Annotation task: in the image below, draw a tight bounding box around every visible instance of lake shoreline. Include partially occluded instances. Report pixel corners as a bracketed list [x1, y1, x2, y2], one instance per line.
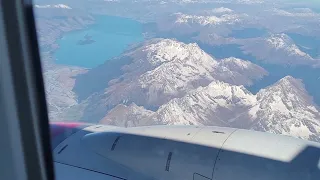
[54, 15, 144, 68]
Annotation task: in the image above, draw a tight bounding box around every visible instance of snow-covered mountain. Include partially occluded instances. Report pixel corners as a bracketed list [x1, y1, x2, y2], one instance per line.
[239, 33, 316, 66]
[246, 76, 320, 142]
[156, 9, 249, 37]
[205, 7, 233, 14]
[236, 0, 263, 4]
[148, 80, 256, 126]
[267, 34, 311, 57]
[212, 57, 267, 86]
[100, 76, 320, 142]
[270, 8, 319, 18]
[100, 103, 154, 127]
[70, 38, 266, 122]
[209, 7, 233, 14]
[174, 12, 248, 26]
[35, 4, 72, 9]
[170, 0, 264, 4]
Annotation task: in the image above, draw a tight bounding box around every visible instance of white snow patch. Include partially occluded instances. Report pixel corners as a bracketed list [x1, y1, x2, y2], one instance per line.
[270, 8, 318, 17]
[174, 12, 247, 26]
[35, 4, 72, 9]
[288, 123, 312, 139]
[249, 104, 260, 119]
[266, 34, 313, 59]
[211, 7, 233, 14]
[237, 0, 263, 4]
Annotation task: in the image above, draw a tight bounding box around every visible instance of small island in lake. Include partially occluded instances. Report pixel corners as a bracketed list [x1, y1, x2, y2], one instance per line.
[77, 34, 95, 45]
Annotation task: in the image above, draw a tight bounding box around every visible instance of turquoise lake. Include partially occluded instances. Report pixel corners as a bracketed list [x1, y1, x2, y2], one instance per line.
[55, 15, 143, 68]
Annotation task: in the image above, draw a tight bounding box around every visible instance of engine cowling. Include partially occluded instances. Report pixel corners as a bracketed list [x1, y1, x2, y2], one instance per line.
[52, 124, 320, 180]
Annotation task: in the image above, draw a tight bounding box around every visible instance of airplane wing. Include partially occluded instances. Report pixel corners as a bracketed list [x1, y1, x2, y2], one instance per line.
[51, 122, 320, 180]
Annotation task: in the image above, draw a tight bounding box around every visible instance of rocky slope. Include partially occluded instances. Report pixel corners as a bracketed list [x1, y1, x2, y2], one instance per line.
[43, 55, 87, 121]
[34, 5, 93, 121]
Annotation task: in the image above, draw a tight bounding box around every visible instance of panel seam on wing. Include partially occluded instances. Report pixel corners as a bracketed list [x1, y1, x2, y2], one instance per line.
[211, 128, 239, 180]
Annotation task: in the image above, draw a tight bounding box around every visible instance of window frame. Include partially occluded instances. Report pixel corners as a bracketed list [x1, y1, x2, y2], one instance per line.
[0, 0, 54, 179]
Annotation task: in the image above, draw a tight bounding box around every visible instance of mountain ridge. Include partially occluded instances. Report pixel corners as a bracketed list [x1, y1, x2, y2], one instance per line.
[100, 76, 320, 142]
[69, 38, 267, 123]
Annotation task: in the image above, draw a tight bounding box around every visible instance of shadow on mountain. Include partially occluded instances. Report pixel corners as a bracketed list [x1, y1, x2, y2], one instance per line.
[73, 56, 133, 101]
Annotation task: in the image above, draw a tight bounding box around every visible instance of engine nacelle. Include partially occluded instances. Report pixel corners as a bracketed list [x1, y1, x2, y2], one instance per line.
[52, 124, 320, 180]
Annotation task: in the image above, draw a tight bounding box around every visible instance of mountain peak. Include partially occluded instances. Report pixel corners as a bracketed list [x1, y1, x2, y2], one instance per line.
[240, 33, 315, 66]
[210, 7, 233, 14]
[277, 75, 300, 85]
[263, 33, 313, 62]
[268, 76, 306, 94]
[258, 76, 307, 99]
[220, 57, 257, 69]
[100, 103, 154, 127]
[134, 38, 213, 66]
[255, 76, 319, 119]
[150, 80, 256, 126]
[35, 4, 72, 9]
[266, 33, 292, 49]
[213, 57, 268, 86]
[237, 0, 263, 4]
[174, 12, 247, 26]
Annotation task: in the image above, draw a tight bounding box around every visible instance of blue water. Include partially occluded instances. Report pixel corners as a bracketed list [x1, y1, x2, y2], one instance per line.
[287, 33, 320, 58]
[55, 15, 143, 68]
[229, 28, 267, 39]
